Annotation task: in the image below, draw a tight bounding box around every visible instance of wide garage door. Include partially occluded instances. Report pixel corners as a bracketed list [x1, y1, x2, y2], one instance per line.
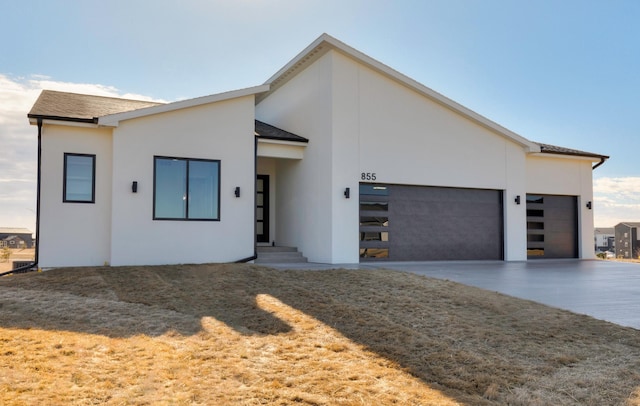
[526, 194, 578, 259]
[359, 184, 504, 261]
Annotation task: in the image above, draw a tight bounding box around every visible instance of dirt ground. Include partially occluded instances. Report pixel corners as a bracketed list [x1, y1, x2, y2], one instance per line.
[0, 248, 35, 272]
[0, 264, 639, 405]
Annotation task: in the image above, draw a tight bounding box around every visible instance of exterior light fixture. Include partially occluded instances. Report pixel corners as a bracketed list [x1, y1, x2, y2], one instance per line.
[514, 195, 521, 205]
[586, 201, 592, 210]
[235, 187, 241, 198]
[132, 181, 138, 193]
[344, 187, 350, 199]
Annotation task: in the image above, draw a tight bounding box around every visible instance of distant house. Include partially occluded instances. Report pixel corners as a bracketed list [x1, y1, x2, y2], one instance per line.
[27, 34, 608, 268]
[614, 223, 640, 259]
[594, 227, 615, 252]
[0, 228, 33, 248]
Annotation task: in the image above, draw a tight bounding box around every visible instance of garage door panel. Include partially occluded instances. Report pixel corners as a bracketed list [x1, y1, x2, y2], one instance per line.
[361, 184, 503, 261]
[526, 194, 577, 259]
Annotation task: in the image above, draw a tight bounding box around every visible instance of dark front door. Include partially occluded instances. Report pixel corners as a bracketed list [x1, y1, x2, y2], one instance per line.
[256, 175, 270, 243]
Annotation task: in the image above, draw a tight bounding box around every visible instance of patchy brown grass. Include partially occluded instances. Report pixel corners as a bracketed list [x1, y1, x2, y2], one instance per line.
[0, 264, 639, 405]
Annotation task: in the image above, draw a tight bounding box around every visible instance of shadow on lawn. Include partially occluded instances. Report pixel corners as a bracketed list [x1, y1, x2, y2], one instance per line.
[1, 263, 639, 405]
[0, 264, 294, 337]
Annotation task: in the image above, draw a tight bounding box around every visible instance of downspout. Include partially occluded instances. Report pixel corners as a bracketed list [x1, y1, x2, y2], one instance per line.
[34, 117, 42, 268]
[234, 134, 259, 263]
[1, 118, 41, 276]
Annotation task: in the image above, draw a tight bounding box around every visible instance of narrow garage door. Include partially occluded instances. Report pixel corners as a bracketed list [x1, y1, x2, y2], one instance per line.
[360, 184, 504, 261]
[526, 194, 578, 259]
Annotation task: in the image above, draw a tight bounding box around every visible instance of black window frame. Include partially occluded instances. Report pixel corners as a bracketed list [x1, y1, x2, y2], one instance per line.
[63, 153, 96, 204]
[153, 156, 221, 221]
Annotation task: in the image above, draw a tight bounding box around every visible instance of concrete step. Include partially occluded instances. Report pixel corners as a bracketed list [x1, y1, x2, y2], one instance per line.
[255, 246, 308, 263]
[257, 246, 298, 253]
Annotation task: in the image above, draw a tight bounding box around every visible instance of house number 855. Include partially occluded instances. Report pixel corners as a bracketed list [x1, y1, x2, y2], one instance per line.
[361, 172, 376, 181]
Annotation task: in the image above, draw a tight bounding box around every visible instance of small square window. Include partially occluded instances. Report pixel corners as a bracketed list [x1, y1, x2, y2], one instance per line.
[64, 153, 96, 203]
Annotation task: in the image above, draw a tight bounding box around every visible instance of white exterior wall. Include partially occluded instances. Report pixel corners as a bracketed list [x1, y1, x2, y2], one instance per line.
[258, 49, 536, 262]
[259, 46, 599, 263]
[333, 51, 529, 261]
[110, 96, 256, 266]
[257, 53, 334, 262]
[329, 52, 361, 263]
[504, 144, 528, 260]
[526, 155, 596, 259]
[355, 57, 512, 189]
[39, 125, 112, 267]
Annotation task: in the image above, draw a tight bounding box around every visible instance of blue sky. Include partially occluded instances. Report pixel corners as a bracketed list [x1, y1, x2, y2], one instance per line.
[1, 0, 639, 231]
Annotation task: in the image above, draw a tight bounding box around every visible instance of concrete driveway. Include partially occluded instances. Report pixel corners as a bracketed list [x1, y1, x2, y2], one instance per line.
[269, 260, 640, 329]
[364, 259, 640, 330]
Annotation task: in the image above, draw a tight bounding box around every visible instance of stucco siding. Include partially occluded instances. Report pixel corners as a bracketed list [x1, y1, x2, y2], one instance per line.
[354, 56, 510, 190]
[110, 96, 256, 265]
[330, 52, 361, 263]
[259, 49, 536, 262]
[257, 53, 334, 262]
[331, 51, 528, 261]
[504, 142, 528, 260]
[39, 125, 112, 267]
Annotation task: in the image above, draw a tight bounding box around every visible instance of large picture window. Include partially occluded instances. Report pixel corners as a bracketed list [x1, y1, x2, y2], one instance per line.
[63, 153, 95, 203]
[154, 156, 220, 221]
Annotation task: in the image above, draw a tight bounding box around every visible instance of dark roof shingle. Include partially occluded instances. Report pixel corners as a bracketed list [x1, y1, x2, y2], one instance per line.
[536, 142, 608, 159]
[28, 91, 309, 144]
[28, 90, 163, 122]
[255, 120, 308, 143]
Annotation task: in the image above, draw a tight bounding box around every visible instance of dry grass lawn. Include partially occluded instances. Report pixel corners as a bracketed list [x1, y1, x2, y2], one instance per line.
[1, 264, 639, 405]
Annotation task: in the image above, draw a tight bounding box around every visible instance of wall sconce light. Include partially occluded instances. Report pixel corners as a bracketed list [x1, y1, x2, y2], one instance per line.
[514, 195, 521, 205]
[234, 187, 241, 198]
[586, 201, 592, 210]
[132, 181, 138, 193]
[344, 187, 350, 199]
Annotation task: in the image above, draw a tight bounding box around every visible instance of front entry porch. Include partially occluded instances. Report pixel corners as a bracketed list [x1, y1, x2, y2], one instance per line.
[254, 246, 308, 264]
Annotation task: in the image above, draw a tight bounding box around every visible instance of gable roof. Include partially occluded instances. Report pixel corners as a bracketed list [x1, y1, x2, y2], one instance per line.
[27, 90, 306, 143]
[26, 35, 606, 163]
[259, 33, 542, 153]
[99, 85, 269, 126]
[28, 90, 162, 123]
[28, 86, 271, 126]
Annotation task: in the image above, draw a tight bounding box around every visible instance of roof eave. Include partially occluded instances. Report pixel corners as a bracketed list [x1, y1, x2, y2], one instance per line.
[532, 152, 608, 162]
[257, 137, 309, 146]
[99, 84, 270, 126]
[28, 113, 97, 125]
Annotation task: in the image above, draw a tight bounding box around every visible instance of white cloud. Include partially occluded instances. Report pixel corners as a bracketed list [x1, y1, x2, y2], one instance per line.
[0, 74, 162, 233]
[593, 176, 640, 227]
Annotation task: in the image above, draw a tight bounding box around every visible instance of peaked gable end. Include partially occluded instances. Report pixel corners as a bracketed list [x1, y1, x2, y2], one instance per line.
[258, 34, 541, 152]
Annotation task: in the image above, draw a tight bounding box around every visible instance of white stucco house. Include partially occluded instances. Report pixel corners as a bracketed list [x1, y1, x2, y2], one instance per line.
[27, 34, 607, 268]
